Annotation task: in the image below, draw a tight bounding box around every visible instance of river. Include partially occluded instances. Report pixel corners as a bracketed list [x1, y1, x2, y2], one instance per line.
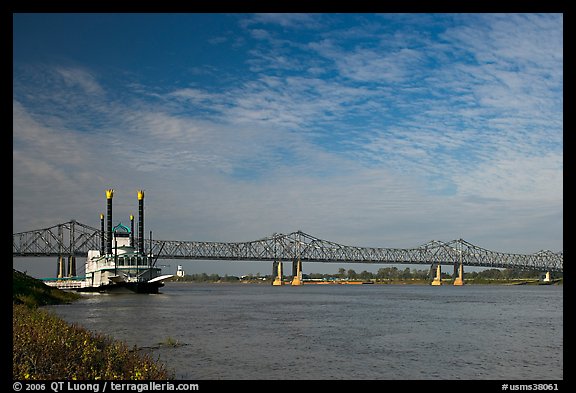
[47, 283, 562, 380]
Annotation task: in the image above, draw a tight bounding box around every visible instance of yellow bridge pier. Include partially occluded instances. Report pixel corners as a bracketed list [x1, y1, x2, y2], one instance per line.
[431, 263, 442, 286]
[56, 254, 76, 278]
[67, 255, 76, 277]
[272, 260, 284, 286]
[453, 262, 464, 286]
[57, 255, 65, 278]
[291, 258, 303, 286]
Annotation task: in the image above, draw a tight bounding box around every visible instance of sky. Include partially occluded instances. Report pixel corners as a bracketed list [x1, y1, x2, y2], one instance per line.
[13, 13, 563, 277]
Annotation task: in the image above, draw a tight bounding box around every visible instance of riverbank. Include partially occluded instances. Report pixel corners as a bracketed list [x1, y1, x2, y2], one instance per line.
[12, 269, 172, 380]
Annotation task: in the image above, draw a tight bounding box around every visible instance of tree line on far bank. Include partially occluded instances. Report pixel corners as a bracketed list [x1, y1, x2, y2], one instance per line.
[173, 267, 555, 282]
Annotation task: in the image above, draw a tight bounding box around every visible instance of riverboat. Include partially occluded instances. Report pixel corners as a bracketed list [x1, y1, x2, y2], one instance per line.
[42, 190, 172, 294]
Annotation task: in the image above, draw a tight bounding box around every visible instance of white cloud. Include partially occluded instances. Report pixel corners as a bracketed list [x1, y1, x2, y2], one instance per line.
[167, 88, 219, 103]
[54, 66, 104, 95]
[243, 13, 321, 29]
[13, 99, 109, 230]
[455, 152, 562, 202]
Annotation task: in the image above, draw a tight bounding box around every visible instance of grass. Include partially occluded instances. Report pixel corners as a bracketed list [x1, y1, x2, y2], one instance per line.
[12, 269, 82, 307]
[12, 270, 173, 380]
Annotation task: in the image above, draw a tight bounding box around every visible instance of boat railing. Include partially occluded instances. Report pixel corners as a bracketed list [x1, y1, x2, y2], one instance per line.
[90, 254, 151, 269]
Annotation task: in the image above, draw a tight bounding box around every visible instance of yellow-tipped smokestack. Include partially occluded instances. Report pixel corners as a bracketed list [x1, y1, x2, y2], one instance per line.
[137, 190, 145, 253]
[100, 213, 105, 254]
[106, 189, 114, 255]
[130, 214, 135, 247]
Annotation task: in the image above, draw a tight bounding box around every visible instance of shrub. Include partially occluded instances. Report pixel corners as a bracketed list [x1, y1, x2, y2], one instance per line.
[13, 304, 172, 380]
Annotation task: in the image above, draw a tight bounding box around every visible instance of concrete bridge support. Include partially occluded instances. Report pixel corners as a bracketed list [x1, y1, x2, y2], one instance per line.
[57, 255, 65, 278]
[291, 258, 303, 286]
[431, 263, 442, 285]
[453, 262, 464, 286]
[67, 255, 76, 277]
[272, 260, 284, 286]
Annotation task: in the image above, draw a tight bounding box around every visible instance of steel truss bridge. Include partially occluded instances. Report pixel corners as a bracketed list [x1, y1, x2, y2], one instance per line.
[12, 220, 563, 273]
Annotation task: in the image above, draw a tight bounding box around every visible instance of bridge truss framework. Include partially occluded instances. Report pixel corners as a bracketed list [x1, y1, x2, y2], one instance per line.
[12, 220, 563, 273]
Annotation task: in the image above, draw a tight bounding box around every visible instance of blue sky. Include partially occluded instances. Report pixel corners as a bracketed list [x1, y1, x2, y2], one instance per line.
[13, 13, 563, 276]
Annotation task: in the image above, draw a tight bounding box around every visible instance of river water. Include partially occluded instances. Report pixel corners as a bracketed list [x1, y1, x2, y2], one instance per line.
[47, 283, 562, 380]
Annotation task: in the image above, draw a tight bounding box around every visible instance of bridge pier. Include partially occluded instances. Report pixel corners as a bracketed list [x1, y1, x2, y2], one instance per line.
[453, 262, 464, 286]
[272, 260, 284, 286]
[57, 255, 65, 278]
[431, 263, 442, 285]
[291, 258, 303, 286]
[67, 255, 76, 277]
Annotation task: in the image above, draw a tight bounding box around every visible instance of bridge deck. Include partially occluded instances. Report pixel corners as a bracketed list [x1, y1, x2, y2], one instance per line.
[13, 221, 563, 273]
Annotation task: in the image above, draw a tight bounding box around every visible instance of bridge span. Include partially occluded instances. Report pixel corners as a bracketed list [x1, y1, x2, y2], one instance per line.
[13, 220, 563, 279]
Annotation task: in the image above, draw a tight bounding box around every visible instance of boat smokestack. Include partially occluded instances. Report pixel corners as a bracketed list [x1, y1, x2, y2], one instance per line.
[130, 214, 135, 247]
[100, 213, 105, 255]
[106, 189, 114, 255]
[138, 190, 144, 253]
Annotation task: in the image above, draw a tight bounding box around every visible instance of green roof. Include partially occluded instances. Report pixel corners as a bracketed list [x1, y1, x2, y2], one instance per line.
[113, 222, 131, 233]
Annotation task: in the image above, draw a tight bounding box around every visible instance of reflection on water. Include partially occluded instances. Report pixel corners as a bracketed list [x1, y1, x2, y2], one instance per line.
[47, 283, 563, 380]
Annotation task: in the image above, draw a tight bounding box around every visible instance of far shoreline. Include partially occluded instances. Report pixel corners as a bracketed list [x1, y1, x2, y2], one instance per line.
[167, 278, 562, 286]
